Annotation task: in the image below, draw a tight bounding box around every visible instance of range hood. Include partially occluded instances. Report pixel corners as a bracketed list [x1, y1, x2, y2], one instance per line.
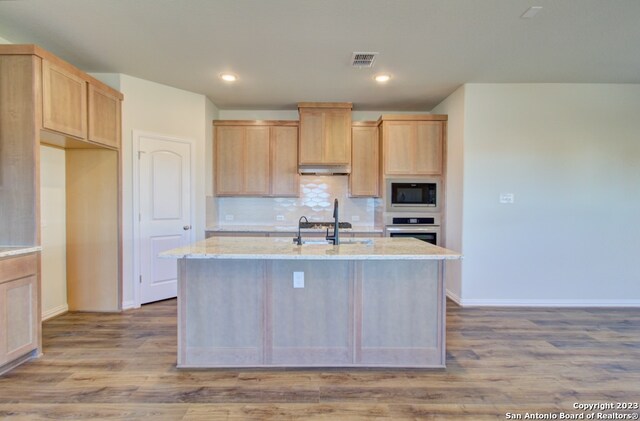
[298, 165, 351, 175]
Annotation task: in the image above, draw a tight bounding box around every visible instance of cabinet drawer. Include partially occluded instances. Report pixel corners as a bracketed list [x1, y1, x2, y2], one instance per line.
[0, 254, 37, 285]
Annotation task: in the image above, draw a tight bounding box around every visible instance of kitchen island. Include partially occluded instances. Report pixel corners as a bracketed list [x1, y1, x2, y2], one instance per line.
[162, 236, 461, 368]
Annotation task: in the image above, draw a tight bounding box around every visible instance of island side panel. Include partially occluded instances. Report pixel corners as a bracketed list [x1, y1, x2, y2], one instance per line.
[269, 260, 354, 365]
[178, 258, 265, 367]
[357, 260, 444, 367]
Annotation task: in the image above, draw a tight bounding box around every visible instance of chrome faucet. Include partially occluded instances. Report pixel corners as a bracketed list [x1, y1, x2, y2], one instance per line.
[325, 199, 340, 245]
[293, 216, 309, 245]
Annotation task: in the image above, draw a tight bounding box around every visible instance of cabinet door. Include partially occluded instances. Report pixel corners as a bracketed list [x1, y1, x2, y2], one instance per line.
[271, 126, 299, 196]
[215, 126, 245, 195]
[0, 273, 38, 366]
[298, 110, 324, 164]
[415, 122, 443, 175]
[324, 109, 351, 164]
[350, 125, 379, 197]
[88, 84, 121, 149]
[383, 121, 414, 175]
[244, 127, 270, 195]
[42, 60, 87, 139]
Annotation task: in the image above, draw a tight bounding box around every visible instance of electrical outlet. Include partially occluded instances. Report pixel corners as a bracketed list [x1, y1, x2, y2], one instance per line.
[225, 214, 234, 221]
[276, 215, 285, 221]
[352, 215, 360, 222]
[499, 193, 515, 204]
[293, 272, 304, 288]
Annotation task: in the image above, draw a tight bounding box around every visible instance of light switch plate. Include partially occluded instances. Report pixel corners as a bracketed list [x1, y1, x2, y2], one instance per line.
[499, 193, 515, 204]
[276, 215, 285, 221]
[293, 272, 304, 288]
[225, 214, 234, 221]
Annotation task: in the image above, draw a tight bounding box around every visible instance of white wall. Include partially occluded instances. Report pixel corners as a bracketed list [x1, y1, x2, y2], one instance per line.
[451, 84, 640, 305]
[40, 146, 68, 320]
[432, 85, 465, 302]
[0, 36, 10, 44]
[120, 74, 218, 308]
[92, 73, 218, 308]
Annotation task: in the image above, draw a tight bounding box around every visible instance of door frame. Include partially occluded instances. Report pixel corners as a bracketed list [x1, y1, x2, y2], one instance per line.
[132, 130, 196, 308]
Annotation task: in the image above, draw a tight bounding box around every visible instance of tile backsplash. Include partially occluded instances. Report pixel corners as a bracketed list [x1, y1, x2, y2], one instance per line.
[210, 176, 382, 227]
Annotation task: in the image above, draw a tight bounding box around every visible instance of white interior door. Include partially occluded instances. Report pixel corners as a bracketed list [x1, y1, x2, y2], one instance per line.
[138, 135, 192, 304]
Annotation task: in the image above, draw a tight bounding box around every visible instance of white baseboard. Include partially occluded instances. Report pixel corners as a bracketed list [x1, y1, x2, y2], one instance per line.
[446, 289, 462, 305]
[42, 303, 68, 321]
[122, 300, 138, 310]
[455, 298, 640, 308]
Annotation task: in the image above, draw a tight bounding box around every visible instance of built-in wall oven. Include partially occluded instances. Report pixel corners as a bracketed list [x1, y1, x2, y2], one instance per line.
[385, 215, 441, 246]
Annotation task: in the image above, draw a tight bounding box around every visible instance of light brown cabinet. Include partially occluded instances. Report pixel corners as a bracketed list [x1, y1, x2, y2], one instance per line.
[349, 122, 380, 197]
[88, 84, 121, 149]
[379, 115, 447, 176]
[270, 126, 299, 196]
[298, 102, 352, 165]
[214, 121, 299, 197]
[1, 45, 124, 373]
[42, 59, 87, 140]
[0, 253, 39, 369]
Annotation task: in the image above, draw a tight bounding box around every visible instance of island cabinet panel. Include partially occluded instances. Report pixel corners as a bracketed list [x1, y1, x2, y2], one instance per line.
[176, 253, 448, 368]
[42, 59, 87, 140]
[179, 259, 265, 366]
[0, 254, 39, 369]
[269, 261, 353, 365]
[356, 260, 443, 366]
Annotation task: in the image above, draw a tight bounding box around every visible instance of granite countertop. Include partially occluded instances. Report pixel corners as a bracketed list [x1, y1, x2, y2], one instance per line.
[206, 225, 385, 234]
[0, 246, 42, 258]
[161, 237, 461, 261]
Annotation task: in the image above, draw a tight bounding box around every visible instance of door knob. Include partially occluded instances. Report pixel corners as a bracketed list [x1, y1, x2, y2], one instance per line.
[183, 225, 192, 230]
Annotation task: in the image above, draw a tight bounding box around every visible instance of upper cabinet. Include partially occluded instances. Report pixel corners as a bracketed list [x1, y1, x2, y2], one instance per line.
[298, 102, 352, 165]
[379, 115, 447, 176]
[9, 46, 124, 150]
[349, 122, 379, 197]
[42, 60, 87, 140]
[214, 121, 299, 197]
[270, 125, 299, 196]
[88, 84, 121, 149]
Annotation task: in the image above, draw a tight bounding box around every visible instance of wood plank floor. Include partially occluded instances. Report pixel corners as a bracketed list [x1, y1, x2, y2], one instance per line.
[1, 299, 639, 420]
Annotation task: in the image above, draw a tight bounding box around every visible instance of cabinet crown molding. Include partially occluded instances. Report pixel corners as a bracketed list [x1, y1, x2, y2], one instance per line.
[298, 102, 352, 109]
[377, 114, 448, 124]
[213, 120, 298, 127]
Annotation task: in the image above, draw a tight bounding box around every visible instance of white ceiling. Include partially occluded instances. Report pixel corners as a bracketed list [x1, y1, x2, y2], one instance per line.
[1, 0, 639, 111]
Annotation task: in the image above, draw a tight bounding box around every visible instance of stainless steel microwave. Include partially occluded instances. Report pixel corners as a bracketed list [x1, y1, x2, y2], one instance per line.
[386, 178, 440, 212]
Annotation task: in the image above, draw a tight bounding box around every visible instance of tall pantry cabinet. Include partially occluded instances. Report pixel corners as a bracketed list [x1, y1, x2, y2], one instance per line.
[0, 45, 123, 373]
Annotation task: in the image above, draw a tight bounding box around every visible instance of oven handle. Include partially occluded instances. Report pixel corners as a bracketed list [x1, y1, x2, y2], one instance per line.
[385, 226, 440, 233]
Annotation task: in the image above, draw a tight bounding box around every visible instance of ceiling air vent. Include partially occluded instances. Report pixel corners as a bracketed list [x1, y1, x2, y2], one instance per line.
[351, 52, 378, 68]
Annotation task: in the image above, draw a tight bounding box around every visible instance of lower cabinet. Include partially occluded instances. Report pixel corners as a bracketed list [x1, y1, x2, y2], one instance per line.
[0, 253, 39, 369]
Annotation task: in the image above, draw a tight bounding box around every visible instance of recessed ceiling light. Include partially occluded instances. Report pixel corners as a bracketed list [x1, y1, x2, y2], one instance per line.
[521, 6, 542, 18]
[374, 74, 391, 83]
[220, 73, 237, 82]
